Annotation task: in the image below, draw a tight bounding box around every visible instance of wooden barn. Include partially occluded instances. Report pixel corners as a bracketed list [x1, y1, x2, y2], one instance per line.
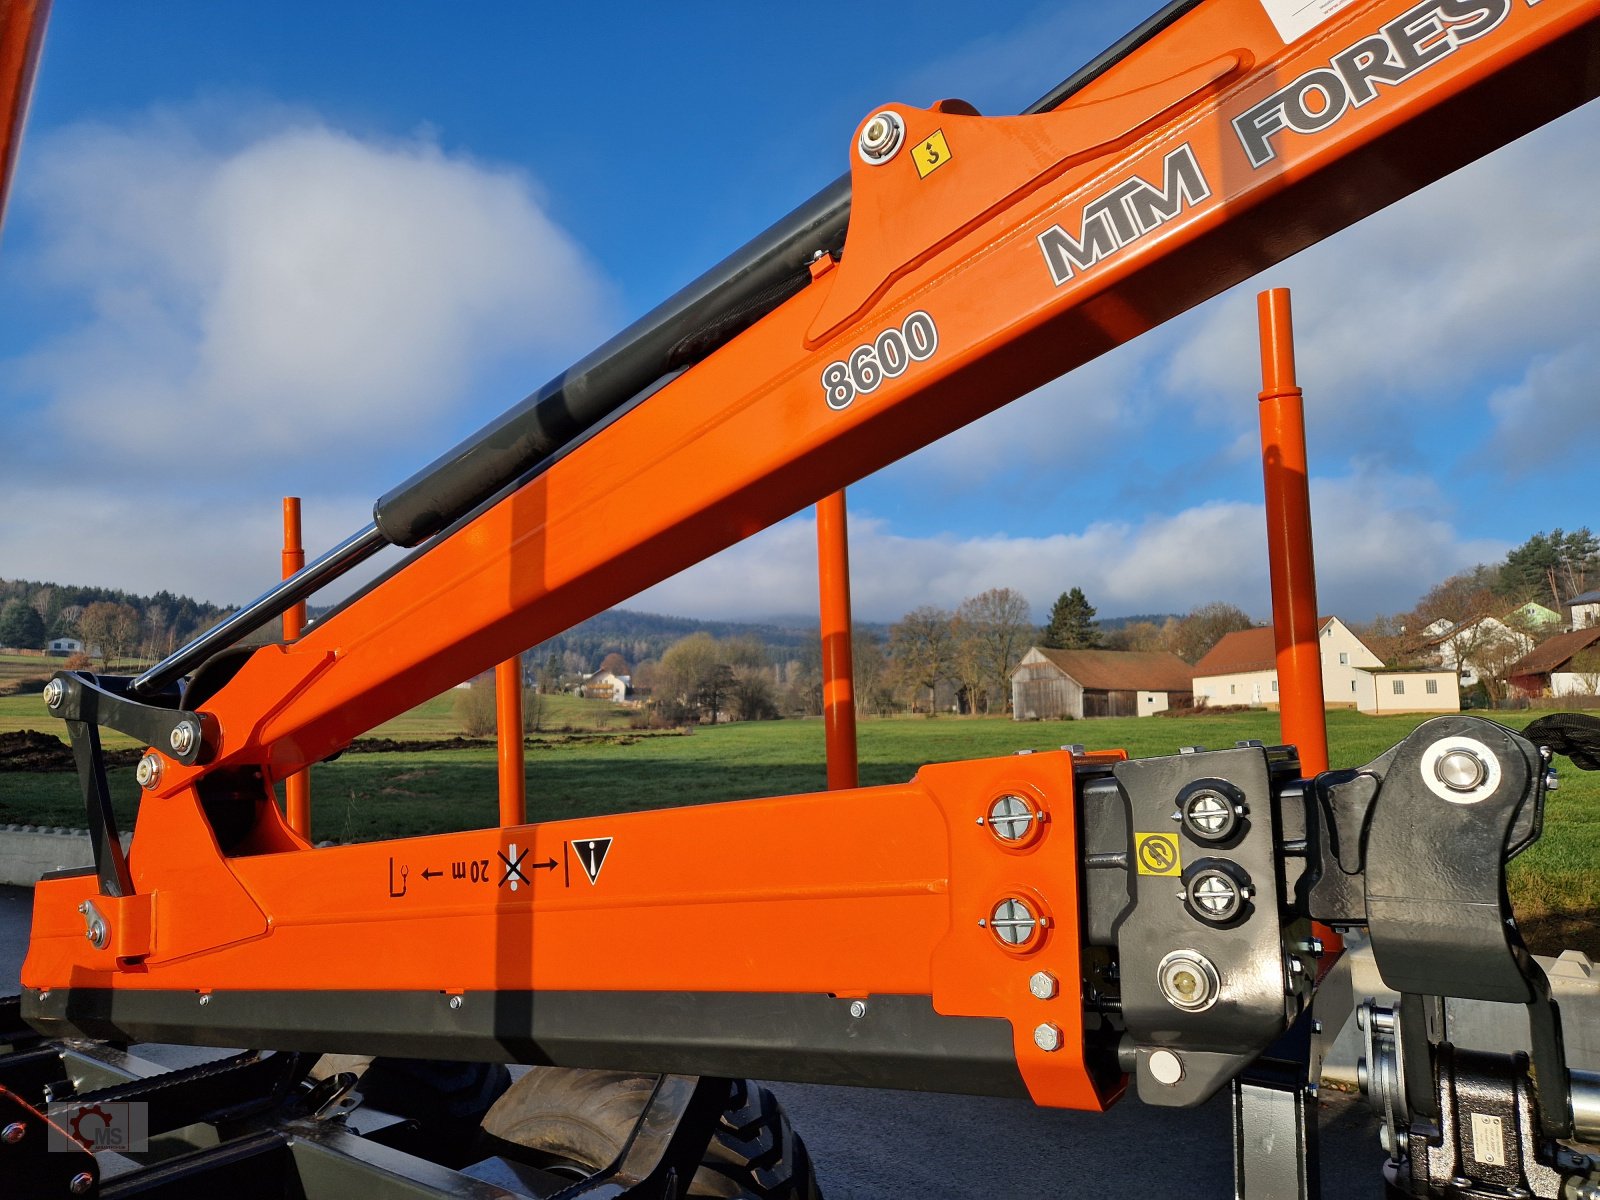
[1010, 647, 1194, 720]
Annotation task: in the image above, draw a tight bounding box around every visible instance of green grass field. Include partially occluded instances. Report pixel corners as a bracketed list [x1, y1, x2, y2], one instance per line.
[3, 705, 1595, 951]
[0, 691, 145, 749]
[372, 690, 640, 738]
[0, 684, 631, 753]
[0, 653, 58, 697]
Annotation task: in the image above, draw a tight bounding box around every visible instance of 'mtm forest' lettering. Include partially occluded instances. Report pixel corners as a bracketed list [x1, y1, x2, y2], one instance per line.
[1234, 0, 1512, 167]
[1036, 144, 1210, 286]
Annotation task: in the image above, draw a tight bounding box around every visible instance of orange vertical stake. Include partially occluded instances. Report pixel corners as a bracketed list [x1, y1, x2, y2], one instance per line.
[280, 498, 311, 839]
[1256, 290, 1328, 777]
[816, 490, 858, 790]
[495, 658, 526, 827]
[1258, 291, 1342, 967]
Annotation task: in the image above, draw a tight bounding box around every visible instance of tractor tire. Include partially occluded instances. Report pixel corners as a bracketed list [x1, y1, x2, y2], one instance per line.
[480, 1068, 822, 1199]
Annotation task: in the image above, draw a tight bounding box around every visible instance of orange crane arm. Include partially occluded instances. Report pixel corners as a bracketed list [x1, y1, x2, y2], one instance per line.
[145, 0, 1600, 793]
[13, 6, 1600, 1196]
[0, 0, 48, 229]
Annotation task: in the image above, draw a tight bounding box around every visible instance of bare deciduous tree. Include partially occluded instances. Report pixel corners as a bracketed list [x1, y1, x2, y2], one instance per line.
[1102, 618, 1177, 653]
[660, 632, 725, 722]
[850, 627, 897, 716]
[1171, 602, 1254, 663]
[889, 606, 955, 714]
[1409, 573, 1498, 635]
[950, 616, 988, 714]
[658, 632, 773, 722]
[1473, 627, 1531, 703]
[1353, 614, 1415, 667]
[455, 677, 496, 737]
[78, 601, 142, 664]
[955, 587, 1033, 714]
[728, 669, 779, 721]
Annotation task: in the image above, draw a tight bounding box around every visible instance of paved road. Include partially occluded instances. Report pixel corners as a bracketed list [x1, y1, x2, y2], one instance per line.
[1, 885, 1386, 1197]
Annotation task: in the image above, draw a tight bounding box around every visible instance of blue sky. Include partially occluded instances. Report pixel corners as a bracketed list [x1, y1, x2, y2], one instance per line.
[2, 2, 1596, 630]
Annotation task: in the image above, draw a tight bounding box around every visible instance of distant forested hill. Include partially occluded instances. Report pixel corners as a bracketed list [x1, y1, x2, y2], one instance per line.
[1096, 612, 1181, 631]
[3, 570, 1161, 676]
[528, 608, 893, 672]
[526, 608, 1172, 674]
[0, 578, 232, 657]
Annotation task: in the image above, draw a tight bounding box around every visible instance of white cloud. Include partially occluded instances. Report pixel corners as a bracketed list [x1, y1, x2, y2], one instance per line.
[4, 85, 1582, 634]
[10, 108, 611, 473]
[880, 346, 1141, 492]
[626, 466, 1501, 625]
[1483, 343, 1600, 476]
[869, 79, 1600, 506]
[1161, 104, 1600, 445]
[0, 481, 400, 609]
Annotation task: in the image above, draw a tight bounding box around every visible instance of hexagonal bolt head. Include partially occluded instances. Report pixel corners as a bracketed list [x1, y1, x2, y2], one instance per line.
[169, 720, 197, 756]
[848, 1000, 868, 1019]
[1032, 1022, 1062, 1053]
[70, 1172, 95, 1196]
[135, 753, 164, 790]
[1028, 971, 1059, 1000]
[448, 995, 463, 1010]
[42, 679, 64, 711]
[2, 1121, 25, 1144]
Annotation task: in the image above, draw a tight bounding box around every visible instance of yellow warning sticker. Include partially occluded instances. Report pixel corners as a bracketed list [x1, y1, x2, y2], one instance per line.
[912, 129, 952, 178]
[1134, 832, 1181, 877]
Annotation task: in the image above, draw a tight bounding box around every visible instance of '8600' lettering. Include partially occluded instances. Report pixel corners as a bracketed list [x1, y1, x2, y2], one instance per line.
[821, 311, 938, 411]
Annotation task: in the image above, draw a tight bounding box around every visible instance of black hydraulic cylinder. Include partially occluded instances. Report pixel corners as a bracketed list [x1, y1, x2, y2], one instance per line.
[370, 0, 1201, 549]
[372, 177, 852, 548]
[129, 0, 1203, 697]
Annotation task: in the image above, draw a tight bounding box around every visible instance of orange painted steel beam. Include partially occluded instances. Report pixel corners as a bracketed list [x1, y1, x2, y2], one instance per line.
[816, 490, 858, 790]
[280, 497, 311, 839]
[1256, 289, 1328, 778]
[161, 0, 1599, 793]
[23, 751, 1118, 1111]
[0, 0, 48, 232]
[21, 0, 1600, 1120]
[495, 657, 526, 827]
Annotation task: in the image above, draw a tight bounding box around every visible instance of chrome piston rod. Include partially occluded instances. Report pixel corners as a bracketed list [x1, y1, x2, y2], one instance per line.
[131, 523, 387, 696]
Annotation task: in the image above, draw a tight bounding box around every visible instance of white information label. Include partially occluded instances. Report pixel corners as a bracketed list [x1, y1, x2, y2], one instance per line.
[1469, 1112, 1506, 1168]
[1258, 0, 1358, 44]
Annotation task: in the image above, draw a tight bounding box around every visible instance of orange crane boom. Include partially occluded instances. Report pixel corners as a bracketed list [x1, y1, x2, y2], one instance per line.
[7, 2, 1600, 1196]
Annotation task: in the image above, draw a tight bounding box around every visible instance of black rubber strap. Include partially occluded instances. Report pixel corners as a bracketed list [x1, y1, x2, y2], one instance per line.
[1524, 712, 1600, 771]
